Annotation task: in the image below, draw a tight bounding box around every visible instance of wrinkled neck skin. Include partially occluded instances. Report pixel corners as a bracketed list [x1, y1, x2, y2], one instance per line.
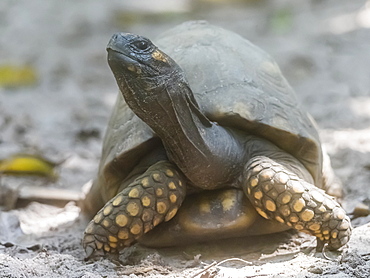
[120, 71, 244, 189]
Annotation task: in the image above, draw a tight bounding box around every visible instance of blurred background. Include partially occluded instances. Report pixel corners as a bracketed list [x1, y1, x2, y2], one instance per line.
[0, 0, 369, 213]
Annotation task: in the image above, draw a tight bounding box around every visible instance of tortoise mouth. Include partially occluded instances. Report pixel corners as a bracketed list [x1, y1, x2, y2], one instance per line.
[107, 48, 136, 63]
[107, 49, 142, 75]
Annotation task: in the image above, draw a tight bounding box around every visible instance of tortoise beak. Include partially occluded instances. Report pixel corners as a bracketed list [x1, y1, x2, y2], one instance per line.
[107, 33, 138, 70]
[106, 32, 130, 54]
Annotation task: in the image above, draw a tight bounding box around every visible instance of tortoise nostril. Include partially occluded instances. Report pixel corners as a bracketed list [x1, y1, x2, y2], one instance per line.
[111, 33, 120, 41]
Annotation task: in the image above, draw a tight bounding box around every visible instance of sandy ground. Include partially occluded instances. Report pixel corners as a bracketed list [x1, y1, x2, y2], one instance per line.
[1, 0, 370, 277]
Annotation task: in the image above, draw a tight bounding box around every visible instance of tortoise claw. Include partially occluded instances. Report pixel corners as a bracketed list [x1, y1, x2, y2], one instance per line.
[84, 245, 95, 261]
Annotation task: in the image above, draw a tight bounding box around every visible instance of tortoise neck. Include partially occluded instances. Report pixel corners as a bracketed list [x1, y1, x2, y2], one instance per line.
[122, 76, 243, 188]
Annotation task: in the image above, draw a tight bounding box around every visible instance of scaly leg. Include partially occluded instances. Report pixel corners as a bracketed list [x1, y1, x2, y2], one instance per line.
[83, 160, 186, 258]
[244, 156, 351, 250]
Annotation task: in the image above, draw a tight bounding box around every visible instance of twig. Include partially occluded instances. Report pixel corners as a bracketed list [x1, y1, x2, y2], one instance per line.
[321, 243, 331, 260]
[190, 258, 252, 278]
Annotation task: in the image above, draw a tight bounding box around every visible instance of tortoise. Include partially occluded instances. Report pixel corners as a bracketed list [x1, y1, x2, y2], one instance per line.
[83, 21, 351, 258]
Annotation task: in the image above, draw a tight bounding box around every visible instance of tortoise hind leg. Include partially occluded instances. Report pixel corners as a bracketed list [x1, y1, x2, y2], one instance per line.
[243, 155, 352, 250]
[83, 160, 186, 258]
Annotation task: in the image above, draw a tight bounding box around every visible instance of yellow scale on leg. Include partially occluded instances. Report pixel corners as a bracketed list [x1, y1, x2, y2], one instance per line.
[244, 157, 352, 250]
[83, 161, 186, 257]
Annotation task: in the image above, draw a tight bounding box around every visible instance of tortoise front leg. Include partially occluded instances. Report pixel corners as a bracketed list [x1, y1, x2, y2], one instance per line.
[243, 155, 352, 250]
[83, 160, 186, 259]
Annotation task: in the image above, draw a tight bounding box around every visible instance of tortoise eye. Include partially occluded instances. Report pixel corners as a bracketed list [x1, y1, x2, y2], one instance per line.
[132, 40, 150, 51]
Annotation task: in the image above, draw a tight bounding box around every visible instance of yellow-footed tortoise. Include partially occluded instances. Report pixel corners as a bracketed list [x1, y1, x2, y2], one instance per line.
[83, 21, 351, 258]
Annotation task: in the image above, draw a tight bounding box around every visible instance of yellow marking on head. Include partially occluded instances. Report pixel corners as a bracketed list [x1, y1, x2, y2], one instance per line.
[168, 181, 177, 190]
[165, 207, 178, 221]
[199, 201, 211, 213]
[156, 202, 167, 214]
[324, 235, 330, 240]
[104, 244, 110, 252]
[127, 64, 142, 74]
[292, 198, 305, 212]
[96, 241, 103, 250]
[322, 229, 330, 235]
[93, 213, 103, 224]
[249, 177, 258, 187]
[102, 219, 111, 228]
[309, 223, 321, 231]
[265, 200, 277, 212]
[141, 196, 151, 207]
[179, 180, 183, 187]
[130, 223, 142, 235]
[115, 214, 128, 227]
[170, 193, 177, 203]
[300, 209, 314, 222]
[128, 188, 140, 198]
[255, 207, 269, 219]
[156, 188, 163, 196]
[112, 195, 123, 206]
[151, 50, 167, 63]
[141, 177, 150, 187]
[165, 169, 174, 177]
[103, 205, 113, 216]
[254, 191, 263, 200]
[152, 173, 162, 182]
[118, 229, 129, 239]
[126, 202, 140, 216]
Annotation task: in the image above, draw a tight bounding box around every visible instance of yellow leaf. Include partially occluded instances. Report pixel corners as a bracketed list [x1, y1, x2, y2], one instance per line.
[0, 64, 38, 87]
[0, 154, 59, 180]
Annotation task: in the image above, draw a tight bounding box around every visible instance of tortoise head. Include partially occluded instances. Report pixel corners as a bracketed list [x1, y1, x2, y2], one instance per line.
[107, 33, 182, 102]
[106, 32, 201, 131]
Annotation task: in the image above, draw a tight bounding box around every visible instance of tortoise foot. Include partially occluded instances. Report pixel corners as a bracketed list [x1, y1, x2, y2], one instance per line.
[82, 161, 186, 258]
[244, 156, 352, 250]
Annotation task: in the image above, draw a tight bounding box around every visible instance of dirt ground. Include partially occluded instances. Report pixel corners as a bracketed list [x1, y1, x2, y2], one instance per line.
[1, 0, 370, 277]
